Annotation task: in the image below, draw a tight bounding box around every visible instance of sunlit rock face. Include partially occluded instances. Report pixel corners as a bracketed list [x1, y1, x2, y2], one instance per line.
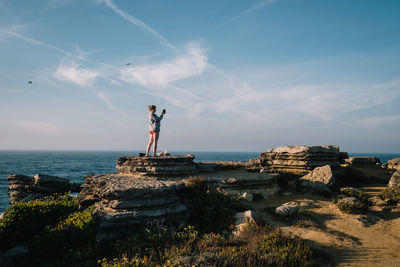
[384, 157, 400, 171]
[259, 145, 348, 175]
[78, 174, 188, 243]
[7, 173, 81, 204]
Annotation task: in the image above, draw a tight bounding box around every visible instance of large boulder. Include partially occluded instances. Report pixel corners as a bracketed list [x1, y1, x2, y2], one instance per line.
[388, 170, 400, 187]
[78, 174, 188, 243]
[301, 165, 336, 186]
[259, 145, 348, 175]
[7, 174, 81, 204]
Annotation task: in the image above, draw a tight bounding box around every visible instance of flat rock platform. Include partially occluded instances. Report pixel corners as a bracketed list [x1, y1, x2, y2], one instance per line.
[116, 154, 198, 176]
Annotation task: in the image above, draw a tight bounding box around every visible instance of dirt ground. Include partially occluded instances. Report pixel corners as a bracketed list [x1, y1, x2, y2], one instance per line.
[249, 184, 400, 266]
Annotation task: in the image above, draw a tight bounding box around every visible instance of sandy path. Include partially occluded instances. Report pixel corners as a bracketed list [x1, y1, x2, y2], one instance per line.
[250, 186, 400, 266]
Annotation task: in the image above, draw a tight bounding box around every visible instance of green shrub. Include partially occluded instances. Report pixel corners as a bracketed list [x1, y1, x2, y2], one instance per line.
[11, 205, 98, 266]
[257, 229, 314, 266]
[0, 194, 78, 250]
[336, 200, 365, 214]
[382, 186, 400, 203]
[340, 187, 369, 204]
[178, 177, 243, 233]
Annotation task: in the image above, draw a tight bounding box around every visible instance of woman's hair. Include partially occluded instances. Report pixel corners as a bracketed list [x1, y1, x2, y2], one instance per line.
[148, 105, 156, 111]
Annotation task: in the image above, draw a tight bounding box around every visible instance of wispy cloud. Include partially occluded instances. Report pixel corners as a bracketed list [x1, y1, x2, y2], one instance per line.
[53, 60, 99, 87]
[97, 0, 177, 52]
[95, 91, 127, 115]
[352, 115, 400, 130]
[10, 121, 60, 135]
[120, 42, 207, 88]
[0, 27, 75, 57]
[227, 0, 278, 23]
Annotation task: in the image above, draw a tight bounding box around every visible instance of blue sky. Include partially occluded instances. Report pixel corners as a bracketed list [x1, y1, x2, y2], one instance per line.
[0, 0, 399, 152]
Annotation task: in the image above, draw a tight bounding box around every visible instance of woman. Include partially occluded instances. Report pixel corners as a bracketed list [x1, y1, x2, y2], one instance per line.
[145, 105, 166, 156]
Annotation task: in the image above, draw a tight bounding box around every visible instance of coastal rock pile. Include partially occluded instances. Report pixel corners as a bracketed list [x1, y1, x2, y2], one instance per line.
[259, 145, 348, 175]
[205, 172, 280, 201]
[7, 174, 81, 204]
[78, 174, 188, 242]
[384, 157, 400, 171]
[346, 157, 381, 166]
[116, 154, 197, 176]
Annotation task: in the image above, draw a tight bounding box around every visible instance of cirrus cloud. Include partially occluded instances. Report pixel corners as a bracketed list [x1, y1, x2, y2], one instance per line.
[120, 42, 207, 88]
[53, 61, 99, 87]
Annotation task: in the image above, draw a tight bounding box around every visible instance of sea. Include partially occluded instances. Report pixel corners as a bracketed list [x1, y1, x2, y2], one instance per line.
[0, 150, 399, 213]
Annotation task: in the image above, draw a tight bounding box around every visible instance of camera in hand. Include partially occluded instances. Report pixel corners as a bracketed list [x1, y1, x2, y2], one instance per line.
[162, 109, 166, 114]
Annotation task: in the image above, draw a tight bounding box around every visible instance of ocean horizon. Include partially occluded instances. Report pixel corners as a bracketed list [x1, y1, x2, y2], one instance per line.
[1, 150, 399, 213]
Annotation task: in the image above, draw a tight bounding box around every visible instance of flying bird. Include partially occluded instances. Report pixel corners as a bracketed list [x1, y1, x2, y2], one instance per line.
[126, 62, 131, 66]
[28, 81, 32, 84]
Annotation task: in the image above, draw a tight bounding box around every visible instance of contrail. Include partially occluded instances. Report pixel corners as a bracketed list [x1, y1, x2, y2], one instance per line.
[99, 0, 178, 52]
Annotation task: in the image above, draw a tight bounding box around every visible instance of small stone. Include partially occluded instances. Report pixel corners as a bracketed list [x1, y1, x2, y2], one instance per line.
[275, 202, 300, 216]
[234, 210, 258, 236]
[227, 178, 238, 183]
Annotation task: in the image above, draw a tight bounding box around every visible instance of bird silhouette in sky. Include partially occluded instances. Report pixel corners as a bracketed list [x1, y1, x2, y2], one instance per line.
[126, 62, 131, 66]
[28, 81, 32, 84]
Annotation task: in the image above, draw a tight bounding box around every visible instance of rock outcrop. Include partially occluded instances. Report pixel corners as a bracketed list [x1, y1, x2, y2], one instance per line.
[384, 157, 400, 171]
[7, 174, 81, 204]
[345, 157, 381, 166]
[196, 161, 248, 172]
[205, 172, 280, 201]
[259, 145, 348, 175]
[78, 174, 188, 242]
[116, 154, 197, 176]
[388, 170, 400, 187]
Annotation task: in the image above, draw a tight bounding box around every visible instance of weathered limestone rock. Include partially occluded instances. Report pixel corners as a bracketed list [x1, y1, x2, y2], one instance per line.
[388, 170, 400, 187]
[301, 165, 336, 186]
[7, 174, 81, 204]
[384, 157, 400, 171]
[116, 154, 197, 176]
[204, 172, 280, 201]
[196, 161, 248, 172]
[275, 201, 312, 216]
[246, 158, 261, 172]
[259, 145, 348, 175]
[78, 174, 188, 242]
[275, 202, 300, 216]
[346, 157, 381, 165]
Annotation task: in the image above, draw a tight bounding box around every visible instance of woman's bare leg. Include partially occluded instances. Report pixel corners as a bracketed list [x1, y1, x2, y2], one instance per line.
[145, 133, 154, 156]
[153, 132, 159, 156]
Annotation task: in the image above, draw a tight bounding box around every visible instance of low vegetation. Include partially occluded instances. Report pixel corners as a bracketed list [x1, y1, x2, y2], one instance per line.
[382, 186, 400, 203]
[100, 223, 315, 267]
[1, 181, 316, 266]
[0, 194, 78, 250]
[178, 177, 243, 233]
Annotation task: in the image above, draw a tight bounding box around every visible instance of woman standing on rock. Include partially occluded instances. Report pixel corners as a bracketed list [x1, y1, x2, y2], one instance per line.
[145, 105, 166, 157]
